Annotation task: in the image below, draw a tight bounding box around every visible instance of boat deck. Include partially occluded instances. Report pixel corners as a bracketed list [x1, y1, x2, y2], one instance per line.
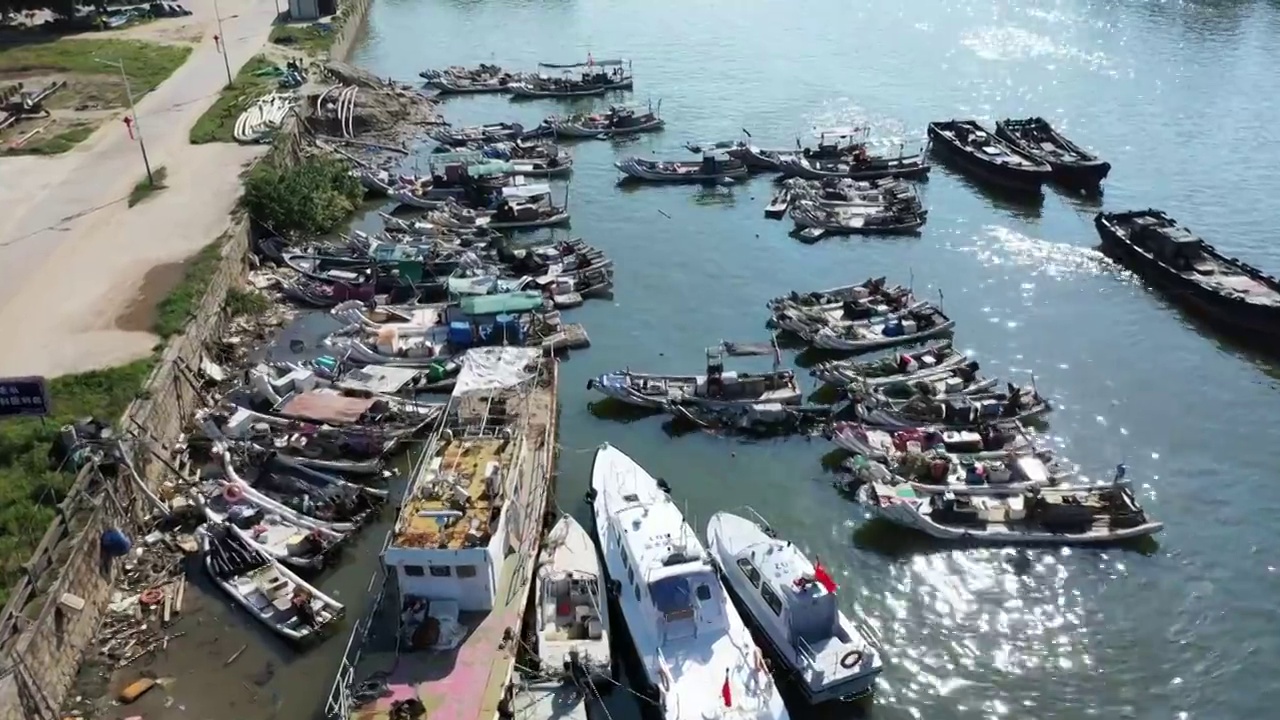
[392, 437, 509, 549]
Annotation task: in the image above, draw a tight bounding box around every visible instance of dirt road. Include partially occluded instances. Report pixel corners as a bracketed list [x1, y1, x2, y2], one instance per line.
[0, 0, 280, 376]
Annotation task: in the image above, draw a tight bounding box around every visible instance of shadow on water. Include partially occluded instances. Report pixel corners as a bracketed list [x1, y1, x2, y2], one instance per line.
[931, 166, 1046, 221]
[587, 397, 665, 423]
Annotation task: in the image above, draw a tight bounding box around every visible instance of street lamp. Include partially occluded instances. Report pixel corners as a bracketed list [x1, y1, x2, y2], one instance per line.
[95, 58, 154, 187]
[212, 0, 234, 87]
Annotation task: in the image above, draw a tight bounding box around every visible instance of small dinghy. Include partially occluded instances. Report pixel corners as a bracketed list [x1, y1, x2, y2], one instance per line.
[764, 189, 790, 219]
[855, 362, 995, 401]
[768, 276, 910, 312]
[789, 200, 927, 238]
[778, 152, 930, 182]
[856, 466, 1163, 545]
[927, 120, 1051, 194]
[587, 347, 801, 409]
[808, 305, 956, 353]
[431, 122, 538, 147]
[707, 508, 883, 702]
[835, 448, 1060, 497]
[535, 514, 612, 683]
[995, 117, 1110, 190]
[200, 523, 345, 642]
[551, 105, 664, 139]
[853, 383, 1052, 428]
[509, 78, 609, 99]
[827, 420, 1035, 461]
[810, 340, 967, 386]
[615, 153, 748, 183]
[199, 479, 342, 570]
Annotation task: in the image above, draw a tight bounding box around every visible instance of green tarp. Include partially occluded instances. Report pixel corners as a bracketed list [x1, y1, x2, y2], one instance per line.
[458, 291, 544, 316]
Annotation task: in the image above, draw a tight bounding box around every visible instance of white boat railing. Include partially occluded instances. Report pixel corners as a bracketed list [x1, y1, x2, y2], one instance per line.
[323, 568, 389, 719]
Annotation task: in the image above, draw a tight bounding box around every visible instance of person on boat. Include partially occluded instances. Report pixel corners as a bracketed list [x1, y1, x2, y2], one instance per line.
[494, 199, 517, 223]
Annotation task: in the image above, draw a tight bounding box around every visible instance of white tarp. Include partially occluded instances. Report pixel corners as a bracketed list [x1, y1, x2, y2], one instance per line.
[451, 347, 540, 396]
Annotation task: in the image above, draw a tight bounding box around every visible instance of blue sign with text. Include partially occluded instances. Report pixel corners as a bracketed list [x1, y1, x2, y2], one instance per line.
[0, 376, 51, 418]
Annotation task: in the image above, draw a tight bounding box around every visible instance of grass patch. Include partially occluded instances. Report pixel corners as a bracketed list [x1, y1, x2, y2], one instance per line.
[152, 239, 224, 338]
[269, 24, 334, 56]
[2, 122, 96, 156]
[0, 38, 192, 98]
[188, 54, 279, 145]
[0, 359, 156, 607]
[225, 287, 271, 318]
[127, 166, 168, 207]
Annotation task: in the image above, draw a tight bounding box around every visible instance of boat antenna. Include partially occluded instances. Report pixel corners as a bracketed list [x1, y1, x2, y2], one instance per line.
[908, 267, 914, 295]
[938, 287, 944, 312]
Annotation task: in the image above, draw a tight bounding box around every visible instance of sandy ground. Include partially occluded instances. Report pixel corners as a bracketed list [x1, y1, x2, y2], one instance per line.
[0, 1, 281, 376]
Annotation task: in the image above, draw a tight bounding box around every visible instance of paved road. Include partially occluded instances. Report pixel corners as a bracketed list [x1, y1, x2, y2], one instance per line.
[0, 0, 280, 376]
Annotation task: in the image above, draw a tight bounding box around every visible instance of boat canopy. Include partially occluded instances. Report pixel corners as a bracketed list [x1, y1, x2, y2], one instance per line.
[538, 58, 629, 68]
[500, 184, 552, 198]
[458, 291, 545, 316]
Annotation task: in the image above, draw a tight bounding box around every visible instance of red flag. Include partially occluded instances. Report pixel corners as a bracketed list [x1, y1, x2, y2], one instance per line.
[813, 559, 838, 594]
[720, 670, 732, 707]
[122, 116, 134, 140]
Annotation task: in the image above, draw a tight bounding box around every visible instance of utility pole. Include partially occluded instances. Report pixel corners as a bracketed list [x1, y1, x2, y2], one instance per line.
[96, 58, 153, 186]
[213, 0, 234, 87]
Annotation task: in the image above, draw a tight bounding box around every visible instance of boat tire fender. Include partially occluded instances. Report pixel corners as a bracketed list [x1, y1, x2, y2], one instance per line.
[223, 483, 246, 502]
[839, 650, 863, 669]
[656, 477, 671, 494]
[584, 488, 597, 504]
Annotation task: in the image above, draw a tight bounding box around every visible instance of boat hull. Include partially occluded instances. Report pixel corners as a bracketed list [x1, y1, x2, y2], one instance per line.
[994, 120, 1110, 190]
[811, 319, 957, 352]
[1094, 211, 1280, 349]
[615, 159, 748, 183]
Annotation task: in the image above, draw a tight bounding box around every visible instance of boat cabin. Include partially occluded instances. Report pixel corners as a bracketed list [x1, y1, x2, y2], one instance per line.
[730, 540, 870, 693]
[1128, 216, 1214, 274]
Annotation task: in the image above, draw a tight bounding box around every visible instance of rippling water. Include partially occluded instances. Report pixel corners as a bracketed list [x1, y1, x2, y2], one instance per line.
[287, 2, 1280, 719]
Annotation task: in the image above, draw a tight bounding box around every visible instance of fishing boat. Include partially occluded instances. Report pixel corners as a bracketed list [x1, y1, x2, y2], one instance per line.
[851, 383, 1052, 428]
[826, 421, 1036, 462]
[927, 120, 1051, 194]
[422, 64, 522, 94]
[855, 362, 995, 401]
[778, 151, 930, 182]
[807, 305, 956, 353]
[200, 523, 345, 642]
[535, 514, 612, 683]
[768, 276, 911, 312]
[535, 57, 634, 90]
[1094, 209, 1280, 348]
[707, 508, 882, 702]
[668, 401, 833, 438]
[809, 340, 968, 386]
[198, 481, 340, 570]
[550, 104, 664, 139]
[789, 200, 927, 237]
[615, 153, 748, 183]
[509, 79, 609, 99]
[481, 141, 574, 177]
[856, 466, 1163, 544]
[764, 189, 790, 219]
[589, 443, 790, 720]
[784, 177, 923, 210]
[994, 117, 1111, 190]
[431, 122, 542, 147]
[587, 346, 800, 409]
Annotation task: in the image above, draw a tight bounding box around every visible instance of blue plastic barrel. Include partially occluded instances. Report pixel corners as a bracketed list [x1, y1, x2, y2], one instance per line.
[100, 528, 132, 557]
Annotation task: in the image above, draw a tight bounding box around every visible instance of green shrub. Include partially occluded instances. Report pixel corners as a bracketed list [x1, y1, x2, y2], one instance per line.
[243, 156, 363, 237]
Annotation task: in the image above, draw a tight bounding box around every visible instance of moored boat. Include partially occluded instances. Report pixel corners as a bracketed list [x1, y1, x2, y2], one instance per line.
[615, 153, 748, 183]
[587, 347, 800, 409]
[856, 468, 1163, 545]
[707, 509, 882, 702]
[808, 304, 956, 353]
[535, 514, 612, 683]
[789, 199, 927, 238]
[200, 523, 345, 643]
[851, 383, 1052, 428]
[827, 420, 1036, 462]
[810, 340, 967, 386]
[1094, 209, 1280, 348]
[589, 443, 790, 720]
[927, 120, 1051, 194]
[551, 104, 664, 139]
[995, 117, 1110, 190]
[778, 152, 930, 182]
[768, 276, 910, 312]
[668, 401, 832, 438]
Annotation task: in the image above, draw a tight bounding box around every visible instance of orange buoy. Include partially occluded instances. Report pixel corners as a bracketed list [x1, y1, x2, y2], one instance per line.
[223, 482, 246, 502]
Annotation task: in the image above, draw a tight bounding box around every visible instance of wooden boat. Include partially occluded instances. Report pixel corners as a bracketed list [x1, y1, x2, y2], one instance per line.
[785, 177, 923, 209]
[431, 122, 538, 146]
[430, 74, 521, 95]
[707, 508, 882, 702]
[198, 482, 340, 570]
[764, 189, 790, 219]
[1094, 210, 1280, 347]
[778, 152, 930, 182]
[837, 449, 1063, 499]
[856, 363, 994, 402]
[856, 473, 1163, 545]
[535, 57, 634, 90]
[769, 295, 922, 339]
[551, 105, 663, 138]
[481, 141, 575, 177]
[200, 523, 345, 642]
[927, 120, 1051, 194]
[589, 443, 789, 720]
[852, 384, 1052, 428]
[615, 154, 748, 183]
[535, 514, 612, 683]
[826, 420, 1036, 462]
[995, 117, 1110, 190]
[789, 200, 927, 237]
[809, 340, 967, 386]
[669, 401, 832, 438]
[807, 304, 956, 353]
[587, 347, 800, 409]
[509, 79, 608, 99]
[768, 276, 910, 311]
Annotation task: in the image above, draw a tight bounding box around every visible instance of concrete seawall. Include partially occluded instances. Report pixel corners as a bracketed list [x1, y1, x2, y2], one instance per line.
[0, 2, 377, 718]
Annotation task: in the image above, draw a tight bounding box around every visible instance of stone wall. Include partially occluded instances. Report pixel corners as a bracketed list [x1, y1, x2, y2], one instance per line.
[330, 0, 373, 63]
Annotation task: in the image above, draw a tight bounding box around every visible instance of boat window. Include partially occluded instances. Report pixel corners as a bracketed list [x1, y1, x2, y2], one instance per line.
[456, 565, 477, 578]
[628, 567, 634, 585]
[635, 584, 641, 602]
[650, 576, 694, 616]
[760, 584, 783, 616]
[429, 565, 452, 577]
[736, 558, 762, 588]
[696, 584, 712, 602]
[404, 565, 425, 577]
